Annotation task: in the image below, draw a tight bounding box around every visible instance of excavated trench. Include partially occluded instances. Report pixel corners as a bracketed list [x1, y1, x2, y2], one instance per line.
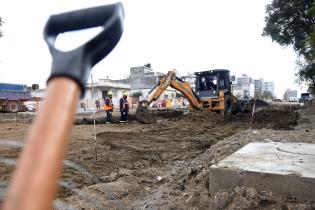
[0, 104, 301, 206]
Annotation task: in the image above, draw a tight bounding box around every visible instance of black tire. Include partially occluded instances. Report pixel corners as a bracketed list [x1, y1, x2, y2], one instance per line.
[6, 101, 21, 113]
[224, 95, 233, 114]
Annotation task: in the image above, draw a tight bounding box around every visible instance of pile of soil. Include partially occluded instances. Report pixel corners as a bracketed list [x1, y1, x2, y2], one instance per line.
[1, 104, 313, 210]
[225, 109, 299, 130]
[178, 110, 224, 124]
[209, 187, 314, 210]
[249, 99, 269, 107]
[152, 109, 184, 119]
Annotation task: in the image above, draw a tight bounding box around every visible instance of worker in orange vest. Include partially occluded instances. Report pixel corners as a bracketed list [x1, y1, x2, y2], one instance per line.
[119, 92, 129, 123]
[104, 91, 114, 124]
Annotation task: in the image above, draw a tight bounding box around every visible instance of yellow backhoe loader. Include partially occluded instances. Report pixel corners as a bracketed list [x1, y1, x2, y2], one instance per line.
[136, 69, 247, 123]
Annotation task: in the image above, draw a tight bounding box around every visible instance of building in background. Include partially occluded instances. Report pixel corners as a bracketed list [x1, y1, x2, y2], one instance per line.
[181, 73, 196, 91]
[283, 89, 298, 101]
[81, 78, 130, 110]
[263, 81, 275, 96]
[130, 64, 177, 104]
[231, 74, 275, 100]
[254, 78, 264, 97]
[231, 74, 255, 99]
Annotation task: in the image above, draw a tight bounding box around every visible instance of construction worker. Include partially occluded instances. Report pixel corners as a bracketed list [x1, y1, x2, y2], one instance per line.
[104, 92, 114, 124]
[95, 99, 100, 111]
[119, 92, 129, 123]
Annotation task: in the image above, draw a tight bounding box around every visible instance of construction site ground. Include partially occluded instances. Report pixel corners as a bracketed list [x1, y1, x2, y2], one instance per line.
[1, 103, 315, 209]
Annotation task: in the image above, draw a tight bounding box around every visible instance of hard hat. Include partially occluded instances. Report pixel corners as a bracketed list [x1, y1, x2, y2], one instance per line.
[123, 92, 128, 96]
[108, 91, 113, 96]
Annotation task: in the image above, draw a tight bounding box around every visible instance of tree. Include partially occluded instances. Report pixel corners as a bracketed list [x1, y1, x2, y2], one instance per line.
[131, 91, 143, 104]
[261, 91, 275, 100]
[175, 92, 184, 98]
[131, 91, 143, 98]
[282, 89, 289, 101]
[263, 0, 315, 89]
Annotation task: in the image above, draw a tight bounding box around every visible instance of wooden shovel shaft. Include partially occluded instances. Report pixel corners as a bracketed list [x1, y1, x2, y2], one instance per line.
[3, 78, 80, 210]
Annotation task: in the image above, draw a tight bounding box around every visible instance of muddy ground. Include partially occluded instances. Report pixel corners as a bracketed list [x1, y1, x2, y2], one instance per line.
[0, 103, 314, 209]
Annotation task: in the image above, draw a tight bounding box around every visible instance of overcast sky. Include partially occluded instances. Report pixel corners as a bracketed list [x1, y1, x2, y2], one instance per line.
[0, 0, 307, 98]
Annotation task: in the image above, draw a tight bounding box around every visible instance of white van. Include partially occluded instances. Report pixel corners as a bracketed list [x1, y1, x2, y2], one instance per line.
[289, 97, 298, 102]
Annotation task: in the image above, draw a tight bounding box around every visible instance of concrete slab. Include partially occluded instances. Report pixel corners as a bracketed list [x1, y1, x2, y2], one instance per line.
[209, 142, 315, 201]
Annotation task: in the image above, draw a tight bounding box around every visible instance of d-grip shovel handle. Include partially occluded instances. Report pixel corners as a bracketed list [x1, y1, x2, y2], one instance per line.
[45, 2, 124, 96]
[3, 3, 124, 210]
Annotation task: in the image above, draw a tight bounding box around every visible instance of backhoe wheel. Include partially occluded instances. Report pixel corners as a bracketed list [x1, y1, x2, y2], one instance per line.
[224, 95, 233, 114]
[6, 101, 21, 113]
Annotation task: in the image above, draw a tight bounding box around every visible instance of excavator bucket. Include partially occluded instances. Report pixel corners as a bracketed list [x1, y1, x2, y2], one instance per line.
[134, 101, 156, 124]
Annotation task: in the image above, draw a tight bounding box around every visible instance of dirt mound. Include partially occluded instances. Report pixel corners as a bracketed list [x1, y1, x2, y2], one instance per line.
[210, 187, 314, 210]
[63, 176, 145, 210]
[178, 110, 224, 124]
[152, 109, 184, 119]
[225, 109, 299, 130]
[1, 104, 310, 209]
[133, 109, 156, 124]
[0, 112, 34, 123]
[75, 112, 139, 125]
[249, 99, 269, 107]
[133, 109, 184, 124]
[252, 109, 299, 130]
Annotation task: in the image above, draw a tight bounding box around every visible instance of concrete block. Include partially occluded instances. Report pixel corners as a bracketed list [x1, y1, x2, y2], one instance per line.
[209, 142, 315, 201]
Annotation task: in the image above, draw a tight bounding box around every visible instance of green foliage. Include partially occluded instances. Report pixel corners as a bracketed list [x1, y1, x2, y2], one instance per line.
[263, 0, 315, 89]
[263, 0, 315, 57]
[131, 91, 143, 98]
[296, 60, 315, 88]
[261, 91, 275, 100]
[308, 86, 315, 96]
[175, 92, 184, 98]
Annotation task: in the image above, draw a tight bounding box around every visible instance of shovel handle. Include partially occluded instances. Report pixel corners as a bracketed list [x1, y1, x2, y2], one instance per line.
[3, 78, 80, 210]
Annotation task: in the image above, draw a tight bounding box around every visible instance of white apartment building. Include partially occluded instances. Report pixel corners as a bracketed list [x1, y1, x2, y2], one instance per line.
[80, 79, 130, 110]
[231, 74, 255, 99]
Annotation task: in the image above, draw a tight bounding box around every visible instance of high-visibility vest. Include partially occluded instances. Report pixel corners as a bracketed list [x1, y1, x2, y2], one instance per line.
[121, 98, 128, 110]
[104, 97, 113, 111]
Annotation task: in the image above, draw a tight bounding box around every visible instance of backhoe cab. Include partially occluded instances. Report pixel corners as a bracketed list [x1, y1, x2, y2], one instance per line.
[195, 69, 237, 113]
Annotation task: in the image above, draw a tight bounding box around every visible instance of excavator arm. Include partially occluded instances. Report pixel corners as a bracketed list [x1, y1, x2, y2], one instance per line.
[170, 79, 203, 110]
[145, 70, 176, 105]
[139, 69, 203, 110]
